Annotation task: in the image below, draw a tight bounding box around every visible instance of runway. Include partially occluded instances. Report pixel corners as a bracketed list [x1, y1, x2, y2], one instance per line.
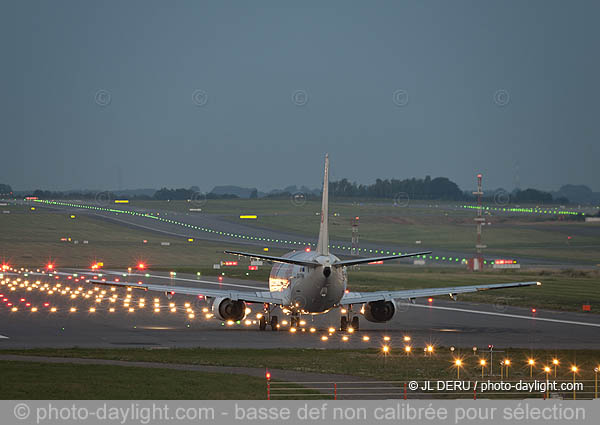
[1, 269, 599, 350]
[19, 199, 580, 268]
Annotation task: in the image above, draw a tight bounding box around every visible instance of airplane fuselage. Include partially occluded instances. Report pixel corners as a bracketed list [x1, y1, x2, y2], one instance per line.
[269, 250, 347, 314]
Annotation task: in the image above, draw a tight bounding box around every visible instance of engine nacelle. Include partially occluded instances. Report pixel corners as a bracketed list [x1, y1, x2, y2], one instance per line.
[363, 300, 396, 323]
[211, 297, 247, 321]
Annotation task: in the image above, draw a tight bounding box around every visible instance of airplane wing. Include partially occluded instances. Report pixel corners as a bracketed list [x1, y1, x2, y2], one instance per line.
[340, 281, 541, 305]
[224, 250, 319, 267]
[333, 251, 432, 267]
[87, 278, 285, 304]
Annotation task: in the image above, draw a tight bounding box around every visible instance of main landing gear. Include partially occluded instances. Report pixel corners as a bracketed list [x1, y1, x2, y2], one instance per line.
[258, 303, 278, 331]
[340, 307, 359, 331]
[290, 315, 301, 328]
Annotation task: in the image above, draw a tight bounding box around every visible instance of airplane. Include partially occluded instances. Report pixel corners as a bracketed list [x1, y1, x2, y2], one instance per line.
[83, 154, 540, 331]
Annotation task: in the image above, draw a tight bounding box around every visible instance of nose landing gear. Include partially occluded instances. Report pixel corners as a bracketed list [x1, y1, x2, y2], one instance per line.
[340, 307, 359, 331]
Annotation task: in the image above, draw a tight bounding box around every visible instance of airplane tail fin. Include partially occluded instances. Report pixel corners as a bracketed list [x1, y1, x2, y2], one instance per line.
[316, 154, 329, 256]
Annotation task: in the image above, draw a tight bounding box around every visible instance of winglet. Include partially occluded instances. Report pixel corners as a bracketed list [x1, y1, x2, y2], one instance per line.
[317, 154, 329, 256]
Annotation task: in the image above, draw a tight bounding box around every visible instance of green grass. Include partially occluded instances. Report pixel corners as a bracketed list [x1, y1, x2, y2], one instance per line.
[238, 213, 600, 264]
[0, 361, 267, 399]
[14, 198, 600, 264]
[128, 199, 600, 264]
[3, 347, 600, 382]
[0, 207, 287, 272]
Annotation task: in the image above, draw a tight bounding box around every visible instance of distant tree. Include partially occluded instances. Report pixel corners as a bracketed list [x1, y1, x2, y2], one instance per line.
[0, 183, 12, 196]
[153, 188, 194, 200]
[513, 188, 553, 203]
[329, 175, 464, 200]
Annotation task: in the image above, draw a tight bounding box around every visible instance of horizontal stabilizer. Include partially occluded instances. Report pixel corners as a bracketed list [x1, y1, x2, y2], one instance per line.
[224, 250, 319, 267]
[333, 251, 432, 267]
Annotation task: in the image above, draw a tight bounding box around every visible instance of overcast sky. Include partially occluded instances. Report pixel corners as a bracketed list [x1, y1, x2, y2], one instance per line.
[2, 1, 599, 192]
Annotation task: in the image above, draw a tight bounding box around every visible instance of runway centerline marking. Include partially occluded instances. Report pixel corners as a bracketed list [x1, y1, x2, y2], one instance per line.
[412, 304, 600, 328]
[0, 335, 9, 339]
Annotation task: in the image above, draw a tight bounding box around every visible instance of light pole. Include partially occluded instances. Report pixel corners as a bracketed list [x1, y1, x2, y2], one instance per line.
[528, 359, 535, 378]
[571, 366, 578, 400]
[594, 366, 600, 398]
[455, 359, 462, 379]
[504, 359, 511, 379]
[480, 359, 487, 379]
[544, 366, 550, 399]
[552, 358, 559, 378]
[594, 367, 598, 399]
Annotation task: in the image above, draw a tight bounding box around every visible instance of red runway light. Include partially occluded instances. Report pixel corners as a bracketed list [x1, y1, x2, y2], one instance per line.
[43, 303, 50, 307]
[305, 247, 311, 252]
[46, 263, 54, 270]
[428, 298, 433, 303]
[265, 371, 271, 380]
[20, 298, 25, 302]
[25, 303, 30, 307]
[531, 308, 537, 313]
[218, 276, 223, 282]
[138, 263, 146, 270]
[7, 303, 12, 306]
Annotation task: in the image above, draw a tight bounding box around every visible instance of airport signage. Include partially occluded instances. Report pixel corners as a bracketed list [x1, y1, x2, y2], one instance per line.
[493, 259, 520, 269]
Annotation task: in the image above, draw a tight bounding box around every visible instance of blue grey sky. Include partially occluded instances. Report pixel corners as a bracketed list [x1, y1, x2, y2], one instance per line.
[1, 1, 598, 192]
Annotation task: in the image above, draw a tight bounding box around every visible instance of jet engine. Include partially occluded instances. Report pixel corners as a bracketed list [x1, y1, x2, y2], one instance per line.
[363, 300, 396, 323]
[211, 297, 247, 321]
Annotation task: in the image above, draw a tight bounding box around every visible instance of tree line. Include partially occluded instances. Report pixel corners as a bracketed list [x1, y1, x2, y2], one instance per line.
[0, 178, 570, 204]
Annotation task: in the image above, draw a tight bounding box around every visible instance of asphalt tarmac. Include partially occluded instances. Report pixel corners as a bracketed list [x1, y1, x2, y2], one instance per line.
[1, 269, 598, 350]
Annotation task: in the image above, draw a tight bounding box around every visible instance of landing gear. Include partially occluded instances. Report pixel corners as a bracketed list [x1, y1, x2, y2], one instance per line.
[290, 316, 301, 328]
[340, 316, 348, 332]
[259, 316, 267, 331]
[340, 306, 359, 331]
[258, 303, 279, 331]
[351, 316, 359, 331]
